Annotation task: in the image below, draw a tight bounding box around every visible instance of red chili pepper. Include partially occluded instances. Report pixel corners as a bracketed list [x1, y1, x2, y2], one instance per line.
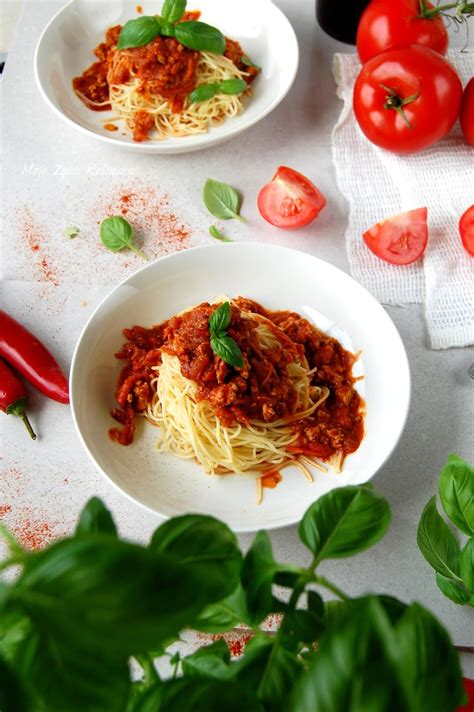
[0, 358, 37, 439]
[0, 310, 69, 404]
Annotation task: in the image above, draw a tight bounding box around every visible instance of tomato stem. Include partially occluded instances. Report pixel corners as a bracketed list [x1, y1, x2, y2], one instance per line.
[381, 84, 419, 129]
[418, 0, 474, 18]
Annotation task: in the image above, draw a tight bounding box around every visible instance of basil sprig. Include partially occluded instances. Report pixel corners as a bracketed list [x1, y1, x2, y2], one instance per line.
[100, 216, 148, 261]
[203, 179, 244, 221]
[208, 301, 244, 368]
[189, 78, 247, 104]
[117, 2, 225, 54]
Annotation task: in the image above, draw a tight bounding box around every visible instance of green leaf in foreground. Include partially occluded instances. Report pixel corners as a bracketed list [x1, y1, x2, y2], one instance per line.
[438, 453, 474, 536]
[436, 573, 472, 605]
[182, 639, 230, 680]
[75, 497, 118, 538]
[417, 496, 461, 580]
[100, 216, 148, 260]
[299, 485, 391, 563]
[209, 225, 232, 242]
[174, 21, 226, 54]
[117, 16, 162, 50]
[203, 179, 244, 221]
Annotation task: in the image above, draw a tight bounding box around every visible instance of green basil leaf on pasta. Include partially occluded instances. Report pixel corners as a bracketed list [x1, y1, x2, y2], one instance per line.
[417, 496, 462, 580]
[218, 78, 247, 95]
[241, 54, 261, 70]
[210, 334, 244, 368]
[189, 83, 219, 104]
[117, 16, 162, 50]
[438, 454, 474, 536]
[174, 21, 226, 54]
[100, 216, 148, 260]
[299, 485, 391, 563]
[203, 179, 243, 221]
[161, 0, 186, 23]
[209, 301, 231, 334]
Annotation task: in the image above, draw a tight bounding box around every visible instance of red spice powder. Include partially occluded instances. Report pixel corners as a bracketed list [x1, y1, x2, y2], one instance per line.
[0, 504, 12, 517]
[17, 205, 59, 285]
[12, 516, 58, 551]
[209, 631, 254, 658]
[92, 182, 192, 258]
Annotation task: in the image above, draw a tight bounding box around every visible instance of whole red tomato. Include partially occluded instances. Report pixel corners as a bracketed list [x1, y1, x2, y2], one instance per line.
[460, 78, 474, 146]
[353, 45, 462, 153]
[357, 0, 448, 63]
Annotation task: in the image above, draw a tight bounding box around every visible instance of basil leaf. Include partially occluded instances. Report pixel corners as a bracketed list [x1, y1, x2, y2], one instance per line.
[241, 54, 261, 70]
[393, 602, 465, 712]
[211, 334, 244, 368]
[283, 591, 325, 648]
[209, 301, 231, 334]
[155, 677, 261, 712]
[438, 454, 474, 536]
[299, 485, 391, 563]
[149, 514, 242, 600]
[218, 78, 247, 95]
[64, 226, 80, 239]
[100, 215, 133, 251]
[117, 16, 162, 49]
[189, 83, 218, 103]
[436, 573, 472, 605]
[0, 653, 28, 712]
[417, 496, 462, 580]
[182, 640, 231, 680]
[100, 216, 148, 260]
[193, 583, 251, 633]
[203, 179, 243, 221]
[75, 497, 118, 538]
[241, 530, 278, 625]
[292, 597, 412, 712]
[174, 21, 226, 54]
[209, 225, 232, 242]
[161, 0, 186, 23]
[460, 538, 474, 591]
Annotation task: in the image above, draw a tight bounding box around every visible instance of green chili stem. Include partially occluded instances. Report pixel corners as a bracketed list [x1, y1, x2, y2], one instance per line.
[20, 412, 37, 440]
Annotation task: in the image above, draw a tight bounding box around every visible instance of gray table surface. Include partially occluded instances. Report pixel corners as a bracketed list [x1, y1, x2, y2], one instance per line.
[1, 0, 473, 672]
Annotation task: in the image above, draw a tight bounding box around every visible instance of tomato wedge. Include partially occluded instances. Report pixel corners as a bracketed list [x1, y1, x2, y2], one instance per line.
[459, 205, 474, 257]
[363, 208, 428, 265]
[257, 166, 326, 229]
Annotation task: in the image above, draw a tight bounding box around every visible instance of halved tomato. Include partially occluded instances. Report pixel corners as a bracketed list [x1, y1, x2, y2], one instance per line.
[257, 166, 326, 229]
[363, 208, 428, 265]
[459, 205, 474, 257]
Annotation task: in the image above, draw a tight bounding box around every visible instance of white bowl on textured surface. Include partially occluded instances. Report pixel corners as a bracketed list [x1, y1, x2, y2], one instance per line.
[70, 243, 411, 532]
[34, 0, 299, 153]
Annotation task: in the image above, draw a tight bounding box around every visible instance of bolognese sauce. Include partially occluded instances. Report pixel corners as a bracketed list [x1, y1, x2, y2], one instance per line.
[109, 298, 364, 469]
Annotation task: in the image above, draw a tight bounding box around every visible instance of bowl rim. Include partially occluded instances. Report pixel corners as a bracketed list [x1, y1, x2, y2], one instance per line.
[33, 0, 300, 153]
[69, 242, 412, 532]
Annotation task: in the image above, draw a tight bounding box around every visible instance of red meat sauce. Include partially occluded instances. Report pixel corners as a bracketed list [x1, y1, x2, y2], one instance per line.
[109, 299, 364, 465]
[72, 12, 259, 141]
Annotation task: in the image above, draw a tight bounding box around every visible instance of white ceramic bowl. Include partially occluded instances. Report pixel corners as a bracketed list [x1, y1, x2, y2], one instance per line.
[34, 0, 299, 154]
[70, 243, 411, 532]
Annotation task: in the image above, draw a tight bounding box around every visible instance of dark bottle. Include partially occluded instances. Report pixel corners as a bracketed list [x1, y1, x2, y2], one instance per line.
[316, 0, 371, 44]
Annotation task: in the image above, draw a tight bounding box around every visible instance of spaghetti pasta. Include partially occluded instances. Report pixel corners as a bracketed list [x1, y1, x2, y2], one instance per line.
[109, 297, 365, 501]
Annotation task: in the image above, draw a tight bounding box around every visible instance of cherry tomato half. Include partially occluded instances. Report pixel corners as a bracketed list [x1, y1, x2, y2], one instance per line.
[460, 78, 474, 146]
[459, 205, 474, 257]
[257, 166, 326, 229]
[357, 0, 448, 64]
[353, 45, 462, 154]
[363, 208, 428, 265]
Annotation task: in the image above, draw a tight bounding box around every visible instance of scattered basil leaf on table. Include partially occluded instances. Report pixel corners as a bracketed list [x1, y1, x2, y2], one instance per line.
[417, 495, 462, 580]
[438, 453, 474, 536]
[203, 179, 244, 221]
[460, 538, 474, 591]
[100, 216, 148, 260]
[64, 226, 80, 239]
[299, 484, 391, 563]
[436, 572, 471, 605]
[161, 0, 186, 23]
[174, 21, 226, 54]
[209, 225, 232, 242]
[117, 16, 162, 50]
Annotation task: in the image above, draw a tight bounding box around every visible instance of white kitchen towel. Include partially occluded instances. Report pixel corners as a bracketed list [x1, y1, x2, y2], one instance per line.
[332, 50, 474, 350]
